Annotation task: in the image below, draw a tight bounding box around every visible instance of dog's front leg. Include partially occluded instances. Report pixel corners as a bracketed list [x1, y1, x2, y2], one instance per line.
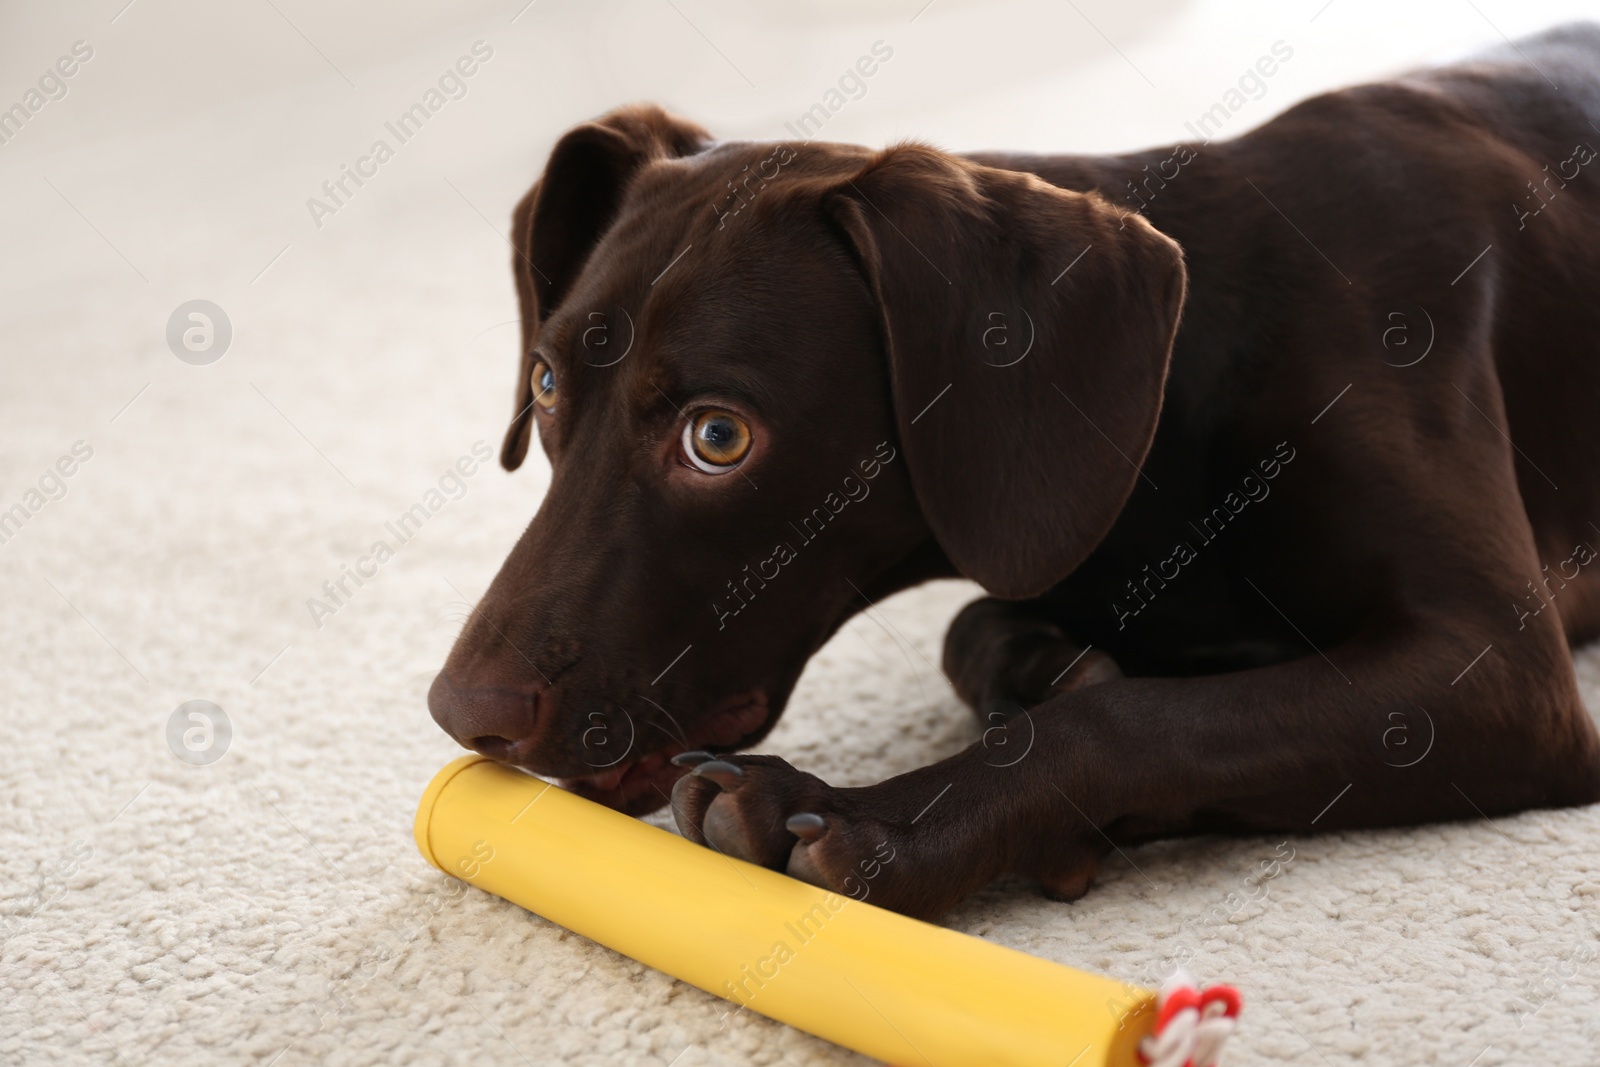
[667, 679, 1143, 920]
[672, 619, 1600, 920]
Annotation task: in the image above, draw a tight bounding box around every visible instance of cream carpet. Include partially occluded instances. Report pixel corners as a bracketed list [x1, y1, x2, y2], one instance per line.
[4, 1, 1599, 1063]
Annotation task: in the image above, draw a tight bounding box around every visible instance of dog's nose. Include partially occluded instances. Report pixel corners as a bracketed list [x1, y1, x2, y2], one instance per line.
[428, 670, 540, 760]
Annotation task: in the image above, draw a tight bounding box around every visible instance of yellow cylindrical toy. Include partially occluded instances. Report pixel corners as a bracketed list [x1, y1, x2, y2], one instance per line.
[415, 755, 1154, 1066]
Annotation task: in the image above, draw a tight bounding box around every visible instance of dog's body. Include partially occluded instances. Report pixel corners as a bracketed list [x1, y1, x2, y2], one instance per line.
[431, 25, 1600, 919]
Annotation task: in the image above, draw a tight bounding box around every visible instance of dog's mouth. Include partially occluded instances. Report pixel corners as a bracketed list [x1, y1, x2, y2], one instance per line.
[552, 691, 770, 815]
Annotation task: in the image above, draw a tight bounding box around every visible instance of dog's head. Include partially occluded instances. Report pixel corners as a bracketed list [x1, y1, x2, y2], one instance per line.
[428, 105, 1185, 813]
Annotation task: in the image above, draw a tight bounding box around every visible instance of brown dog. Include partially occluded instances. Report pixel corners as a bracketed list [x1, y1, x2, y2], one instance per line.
[430, 24, 1600, 919]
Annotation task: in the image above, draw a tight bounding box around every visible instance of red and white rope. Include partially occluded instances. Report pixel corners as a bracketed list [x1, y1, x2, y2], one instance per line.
[1137, 968, 1242, 1067]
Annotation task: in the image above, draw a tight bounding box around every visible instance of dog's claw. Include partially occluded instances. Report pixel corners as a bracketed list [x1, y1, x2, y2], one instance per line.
[785, 812, 828, 842]
[694, 760, 745, 789]
[671, 750, 715, 767]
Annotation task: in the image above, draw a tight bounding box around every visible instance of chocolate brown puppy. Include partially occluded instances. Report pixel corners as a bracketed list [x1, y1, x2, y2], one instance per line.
[431, 24, 1600, 919]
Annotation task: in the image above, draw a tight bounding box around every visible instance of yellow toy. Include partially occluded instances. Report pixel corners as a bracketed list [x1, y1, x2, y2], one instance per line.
[415, 755, 1240, 1067]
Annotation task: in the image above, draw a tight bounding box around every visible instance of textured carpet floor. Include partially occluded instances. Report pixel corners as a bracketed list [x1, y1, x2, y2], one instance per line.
[4, 1, 1600, 1064]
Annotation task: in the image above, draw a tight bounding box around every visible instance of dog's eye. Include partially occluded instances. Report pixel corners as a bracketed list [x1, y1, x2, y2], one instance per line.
[531, 360, 557, 412]
[682, 410, 752, 473]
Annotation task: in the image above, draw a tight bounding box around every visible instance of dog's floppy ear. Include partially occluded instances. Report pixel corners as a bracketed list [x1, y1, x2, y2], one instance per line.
[828, 145, 1186, 598]
[502, 106, 711, 470]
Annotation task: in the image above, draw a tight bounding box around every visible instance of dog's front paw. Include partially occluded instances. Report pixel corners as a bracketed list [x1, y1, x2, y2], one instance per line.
[668, 753, 962, 918]
[943, 598, 1122, 719]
